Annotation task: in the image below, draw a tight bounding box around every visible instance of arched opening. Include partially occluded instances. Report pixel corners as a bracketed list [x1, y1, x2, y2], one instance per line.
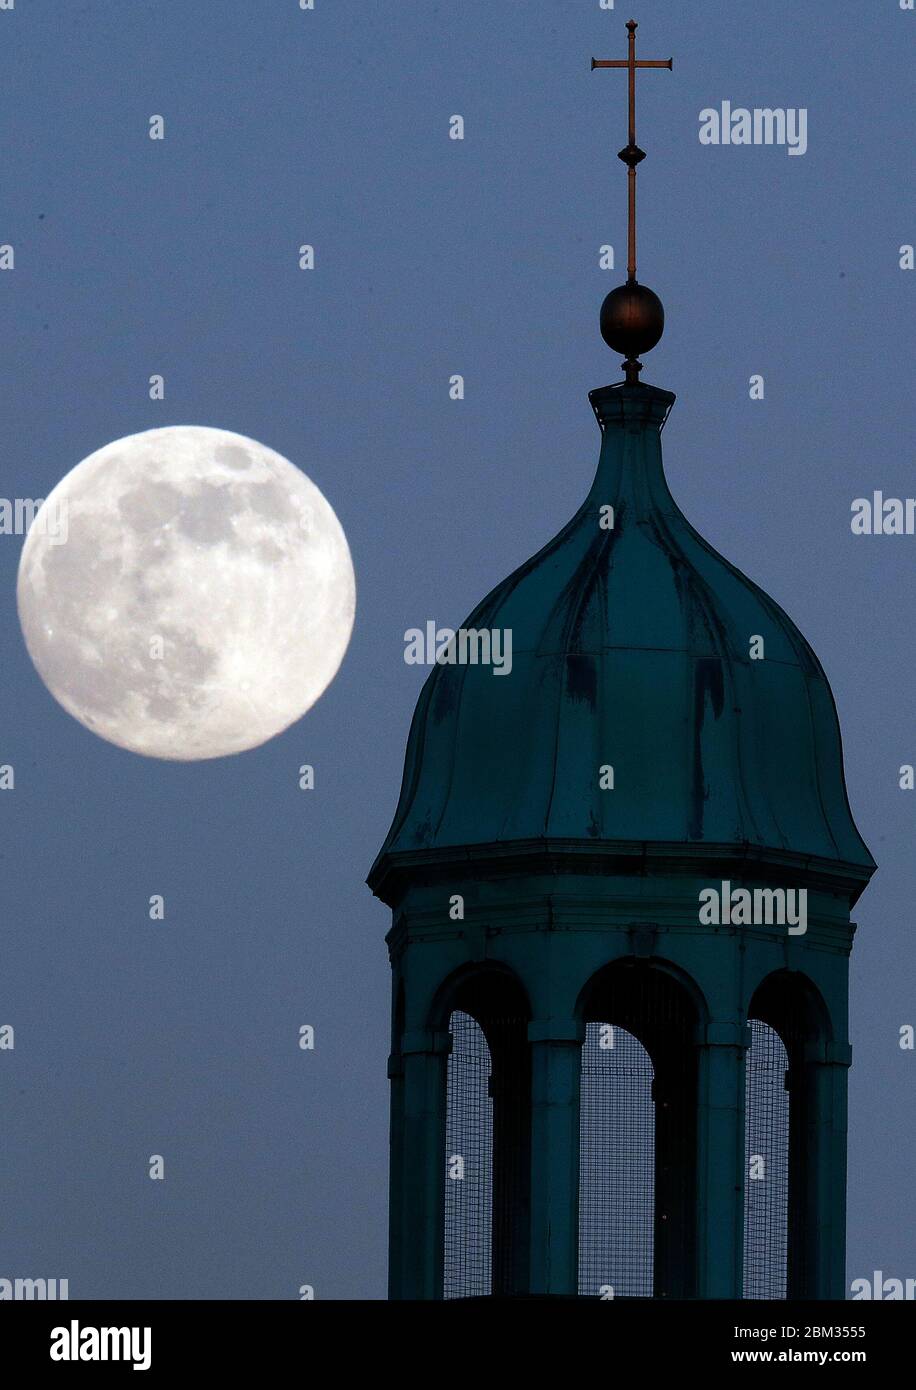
[578, 1022, 655, 1297]
[743, 1019, 789, 1298]
[746, 971, 833, 1300]
[444, 1010, 493, 1298]
[438, 969, 531, 1299]
[577, 959, 701, 1299]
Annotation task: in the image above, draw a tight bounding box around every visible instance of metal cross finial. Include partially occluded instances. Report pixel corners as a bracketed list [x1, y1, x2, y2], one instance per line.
[592, 19, 672, 284]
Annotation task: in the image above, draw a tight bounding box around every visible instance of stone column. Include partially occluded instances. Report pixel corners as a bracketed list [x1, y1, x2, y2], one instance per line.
[527, 1019, 585, 1295]
[696, 1020, 748, 1298]
[391, 1028, 450, 1300]
[790, 1039, 851, 1299]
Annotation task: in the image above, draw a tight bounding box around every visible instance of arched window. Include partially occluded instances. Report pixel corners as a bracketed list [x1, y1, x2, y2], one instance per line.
[444, 1010, 493, 1299]
[743, 1018, 789, 1298]
[579, 1022, 655, 1298]
[577, 960, 700, 1299]
[440, 971, 531, 1300]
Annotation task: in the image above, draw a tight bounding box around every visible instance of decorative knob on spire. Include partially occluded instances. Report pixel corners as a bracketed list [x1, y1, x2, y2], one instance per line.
[592, 19, 673, 384]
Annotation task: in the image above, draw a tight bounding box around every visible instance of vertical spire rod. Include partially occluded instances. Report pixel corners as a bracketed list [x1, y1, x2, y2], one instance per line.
[627, 19, 637, 147]
[592, 19, 672, 287]
[626, 23, 637, 281]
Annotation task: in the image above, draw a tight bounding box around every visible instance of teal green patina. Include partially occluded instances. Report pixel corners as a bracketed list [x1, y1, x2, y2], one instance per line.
[374, 384, 872, 874]
[369, 378, 875, 1302]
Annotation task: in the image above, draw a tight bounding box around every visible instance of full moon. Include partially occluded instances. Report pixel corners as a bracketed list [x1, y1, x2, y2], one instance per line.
[17, 426, 356, 760]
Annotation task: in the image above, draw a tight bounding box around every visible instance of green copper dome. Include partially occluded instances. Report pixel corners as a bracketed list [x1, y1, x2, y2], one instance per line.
[371, 383, 873, 888]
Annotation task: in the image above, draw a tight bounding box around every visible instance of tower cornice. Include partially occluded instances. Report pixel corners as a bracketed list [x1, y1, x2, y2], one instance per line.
[368, 836, 874, 911]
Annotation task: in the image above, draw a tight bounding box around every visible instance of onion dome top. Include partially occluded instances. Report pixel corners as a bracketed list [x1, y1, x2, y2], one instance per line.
[369, 384, 873, 899]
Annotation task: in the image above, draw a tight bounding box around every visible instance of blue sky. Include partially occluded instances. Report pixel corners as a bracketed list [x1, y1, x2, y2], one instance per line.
[0, 0, 913, 1298]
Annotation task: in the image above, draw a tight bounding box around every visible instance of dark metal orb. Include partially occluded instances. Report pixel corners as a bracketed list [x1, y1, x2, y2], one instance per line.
[600, 282, 665, 356]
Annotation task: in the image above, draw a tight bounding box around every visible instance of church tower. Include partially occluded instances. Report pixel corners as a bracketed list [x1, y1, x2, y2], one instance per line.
[368, 20, 875, 1301]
